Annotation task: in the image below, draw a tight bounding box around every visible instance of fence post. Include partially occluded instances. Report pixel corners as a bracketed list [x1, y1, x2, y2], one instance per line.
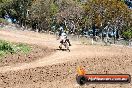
[129, 39, 132, 46]
[92, 38, 94, 45]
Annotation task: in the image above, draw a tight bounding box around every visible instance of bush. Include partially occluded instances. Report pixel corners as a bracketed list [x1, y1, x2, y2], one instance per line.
[122, 27, 132, 39]
[0, 40, 31, 57]
[0, 40, 14, 53]
[16, 43, 31, 54]
[0, 18, 9, 25]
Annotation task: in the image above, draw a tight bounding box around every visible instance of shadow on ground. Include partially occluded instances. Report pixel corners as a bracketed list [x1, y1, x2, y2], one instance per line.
[55, 48, 70, 52]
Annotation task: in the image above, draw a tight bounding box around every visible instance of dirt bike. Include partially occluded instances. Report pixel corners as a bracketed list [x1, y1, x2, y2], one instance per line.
[59, 39, 70, 52]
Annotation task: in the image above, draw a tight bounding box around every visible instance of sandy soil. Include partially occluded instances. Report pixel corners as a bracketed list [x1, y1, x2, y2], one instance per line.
[0, 45, 55, 67]
[0, 27, 132, 88]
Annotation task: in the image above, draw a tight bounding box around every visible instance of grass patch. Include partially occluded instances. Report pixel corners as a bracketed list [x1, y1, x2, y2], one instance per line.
[16, 43, 31, 54]
[0, 40, 31, 57]
[0, 51, 7, 57]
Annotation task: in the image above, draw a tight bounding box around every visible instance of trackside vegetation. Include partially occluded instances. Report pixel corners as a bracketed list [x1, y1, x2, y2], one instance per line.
[0, 0, 131, 41]
[0, 40, 31, 57]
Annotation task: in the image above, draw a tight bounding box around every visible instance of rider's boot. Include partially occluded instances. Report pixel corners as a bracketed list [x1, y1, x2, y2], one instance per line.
[59, 45, 62, 48]
[66, 39, 71, 46]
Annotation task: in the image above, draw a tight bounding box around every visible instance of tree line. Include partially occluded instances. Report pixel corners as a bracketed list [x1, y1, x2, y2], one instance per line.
[0, 0, 132, 40]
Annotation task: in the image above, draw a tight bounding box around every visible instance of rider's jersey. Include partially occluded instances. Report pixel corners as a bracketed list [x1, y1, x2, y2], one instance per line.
[61, 32, 67, 36]
[60, 32, 67, 40]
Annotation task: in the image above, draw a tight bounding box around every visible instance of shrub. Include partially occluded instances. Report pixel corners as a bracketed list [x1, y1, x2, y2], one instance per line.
[0, 18, 9, 25]
[122, 27, 132, 39]
[0, 40, 31, 57]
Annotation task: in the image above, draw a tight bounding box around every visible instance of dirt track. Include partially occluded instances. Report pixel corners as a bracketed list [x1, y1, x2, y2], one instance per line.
[0, 28, 132, 88]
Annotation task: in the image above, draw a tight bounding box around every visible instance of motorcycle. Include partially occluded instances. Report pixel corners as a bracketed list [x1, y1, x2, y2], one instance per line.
[59, 39, 70, 52]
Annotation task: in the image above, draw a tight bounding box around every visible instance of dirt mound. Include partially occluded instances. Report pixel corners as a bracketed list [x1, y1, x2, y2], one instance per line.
[0, 45, 55, 67]
[0, 54, 132, 88]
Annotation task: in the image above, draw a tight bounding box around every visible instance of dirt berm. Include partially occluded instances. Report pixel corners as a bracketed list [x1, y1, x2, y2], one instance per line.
[0, 28, 132, 88]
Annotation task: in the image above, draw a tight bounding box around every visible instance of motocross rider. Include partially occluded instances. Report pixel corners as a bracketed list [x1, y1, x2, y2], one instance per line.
[58, 27, 71, 47]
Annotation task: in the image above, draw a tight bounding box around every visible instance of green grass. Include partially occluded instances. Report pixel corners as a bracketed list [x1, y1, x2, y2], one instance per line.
[0, 51, 7, 57]
[16, 43, 31, 54]
[0, 40, 31, 57]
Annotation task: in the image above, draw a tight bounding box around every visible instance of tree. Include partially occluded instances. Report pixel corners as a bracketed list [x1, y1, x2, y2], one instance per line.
[84, 0, 132, 40]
